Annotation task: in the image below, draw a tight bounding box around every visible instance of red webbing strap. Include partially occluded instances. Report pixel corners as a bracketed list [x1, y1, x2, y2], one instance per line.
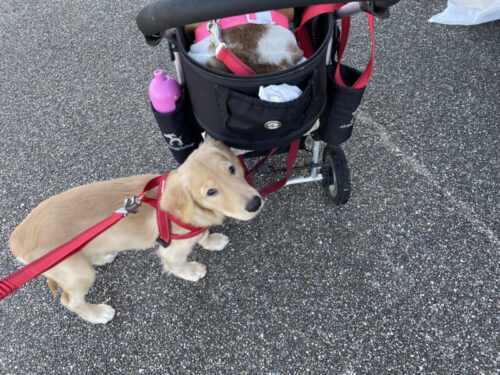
[247, 148, 279, 176]
[152, 174, 208, 246]
[238, 147, 279, 188]
[216, 45, 256, 75]
[138, 174, 165, 209]
[0, 212, 125, 301]
[169, 211, 207, 240]
[294, 3, 344, 58]
[259, 139, 300, 196]
[334, 13, 375, 89]
[238, 155, 254, 187]
[155, 175, 171, 245]
[238, 139, 301, 197]
[294, 4, 374, 88]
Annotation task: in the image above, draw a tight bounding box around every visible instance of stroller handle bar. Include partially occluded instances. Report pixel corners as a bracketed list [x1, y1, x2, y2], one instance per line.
[136, 0, 400, 40]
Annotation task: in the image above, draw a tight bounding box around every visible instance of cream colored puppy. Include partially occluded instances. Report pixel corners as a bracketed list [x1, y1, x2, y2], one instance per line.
[9, 140, 262, 324]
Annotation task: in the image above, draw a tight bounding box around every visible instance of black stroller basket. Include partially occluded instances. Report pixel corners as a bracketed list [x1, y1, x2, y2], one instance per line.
[137, 0, 400, 204]
[174, 13, 332, 151]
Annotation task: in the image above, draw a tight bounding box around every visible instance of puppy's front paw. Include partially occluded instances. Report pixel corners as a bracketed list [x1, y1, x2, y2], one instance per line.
[201, 233, 229, 251]
[174, 262, 207, 282]
[87, 304, 116, 324]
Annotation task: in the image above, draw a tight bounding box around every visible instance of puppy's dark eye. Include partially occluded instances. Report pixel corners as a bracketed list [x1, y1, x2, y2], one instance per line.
[207, 188, 218, 197]
[228, 166, 236, 175]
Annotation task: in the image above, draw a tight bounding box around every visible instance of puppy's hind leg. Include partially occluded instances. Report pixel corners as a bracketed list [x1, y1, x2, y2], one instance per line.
[44, 254, 115, 324]
[198, 232, 229, 251]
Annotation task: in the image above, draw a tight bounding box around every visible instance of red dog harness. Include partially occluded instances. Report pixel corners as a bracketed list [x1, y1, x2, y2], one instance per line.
[142, 174, 207, 247]
[0, 174, 206, 301]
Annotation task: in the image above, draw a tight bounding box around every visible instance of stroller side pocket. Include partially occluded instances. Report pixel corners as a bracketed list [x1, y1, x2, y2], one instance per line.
[318, 64, 366, 145]
[152, 86, 202, 163]
[318, 13, 375, 145]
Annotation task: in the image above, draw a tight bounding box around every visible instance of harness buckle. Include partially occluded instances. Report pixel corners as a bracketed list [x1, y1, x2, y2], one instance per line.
[208, 20, 222, 46]
[156, 236, 170, 248]
[116, 196, 141, 216]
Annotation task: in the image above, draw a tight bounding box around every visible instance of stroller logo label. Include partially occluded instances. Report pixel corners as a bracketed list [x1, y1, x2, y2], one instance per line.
[163, 133, 195, 151]
[339, 116, 356, 129]
[264, 121, 282, 130]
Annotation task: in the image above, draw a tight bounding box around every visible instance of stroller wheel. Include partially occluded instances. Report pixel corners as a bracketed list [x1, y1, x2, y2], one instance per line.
[322, 145, 351, 205]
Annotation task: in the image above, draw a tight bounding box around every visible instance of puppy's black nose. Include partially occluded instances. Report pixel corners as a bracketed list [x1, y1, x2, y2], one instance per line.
[245, 196, 262, 212]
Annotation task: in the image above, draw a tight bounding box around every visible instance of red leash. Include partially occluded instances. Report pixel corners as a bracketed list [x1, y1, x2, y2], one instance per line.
[0, 212, 126, 301]
[0, 174, 206, 301]
[238, 138, 301, 197]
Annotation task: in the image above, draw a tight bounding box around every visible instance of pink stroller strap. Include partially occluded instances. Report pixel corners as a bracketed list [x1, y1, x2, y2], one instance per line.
[215, 45, 256, 75]
[194, 10, 289, 42]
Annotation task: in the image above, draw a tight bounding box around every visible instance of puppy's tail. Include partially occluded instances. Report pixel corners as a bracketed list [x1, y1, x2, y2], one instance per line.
[47, 278, 59, 297]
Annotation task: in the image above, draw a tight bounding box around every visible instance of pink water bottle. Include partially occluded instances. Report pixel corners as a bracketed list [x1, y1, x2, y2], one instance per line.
[149, 70, 181, 113]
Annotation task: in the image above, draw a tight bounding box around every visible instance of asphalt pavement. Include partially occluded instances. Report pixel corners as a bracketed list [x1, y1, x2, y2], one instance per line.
[0, 0, 498, 374]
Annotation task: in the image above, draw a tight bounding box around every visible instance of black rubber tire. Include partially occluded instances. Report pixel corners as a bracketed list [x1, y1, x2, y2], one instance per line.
[322, 145, 351, 205]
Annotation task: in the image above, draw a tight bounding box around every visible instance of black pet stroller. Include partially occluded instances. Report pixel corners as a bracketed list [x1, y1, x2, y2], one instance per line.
[136, 0, 400, 203]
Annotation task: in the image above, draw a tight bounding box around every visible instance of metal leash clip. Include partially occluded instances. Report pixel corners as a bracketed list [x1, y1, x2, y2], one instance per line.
[208, 20, 224, 47]
[115, 196, 142, 216]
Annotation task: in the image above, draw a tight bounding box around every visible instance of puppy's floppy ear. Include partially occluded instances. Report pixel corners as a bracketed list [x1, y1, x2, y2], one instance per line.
[202, 139, 228, 152]
[210, 140, 245, 176]
[160, 170, 194, 223]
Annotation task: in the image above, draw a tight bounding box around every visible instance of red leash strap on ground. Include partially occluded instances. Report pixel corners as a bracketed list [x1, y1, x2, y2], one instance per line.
[0, 212, 125, 301]
[238, 155, 253, 186]
[239, 147, 280, 187]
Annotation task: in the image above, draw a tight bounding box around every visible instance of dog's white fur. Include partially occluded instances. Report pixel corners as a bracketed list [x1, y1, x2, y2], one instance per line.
[9, 140, 262, 324]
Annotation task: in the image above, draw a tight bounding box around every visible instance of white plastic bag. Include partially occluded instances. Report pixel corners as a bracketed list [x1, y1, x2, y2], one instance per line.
[258, 84, 302, 103]
[429, 0, 500, 25]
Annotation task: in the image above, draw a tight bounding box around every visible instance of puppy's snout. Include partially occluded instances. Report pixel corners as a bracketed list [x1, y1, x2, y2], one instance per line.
[245, 196, 262, 213]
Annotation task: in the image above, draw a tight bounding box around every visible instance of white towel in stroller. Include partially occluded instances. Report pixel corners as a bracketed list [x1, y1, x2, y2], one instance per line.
[258, 84, 303, 102]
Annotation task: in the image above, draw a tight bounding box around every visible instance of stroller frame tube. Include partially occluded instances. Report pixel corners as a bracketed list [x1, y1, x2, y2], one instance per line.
[335, 1, 363, 19]
[173, 51, 184, 84]
[285, 140, 324, 186]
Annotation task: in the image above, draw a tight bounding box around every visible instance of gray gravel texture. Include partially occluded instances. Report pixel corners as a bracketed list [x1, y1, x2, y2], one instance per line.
[0, 0, 498, 374]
